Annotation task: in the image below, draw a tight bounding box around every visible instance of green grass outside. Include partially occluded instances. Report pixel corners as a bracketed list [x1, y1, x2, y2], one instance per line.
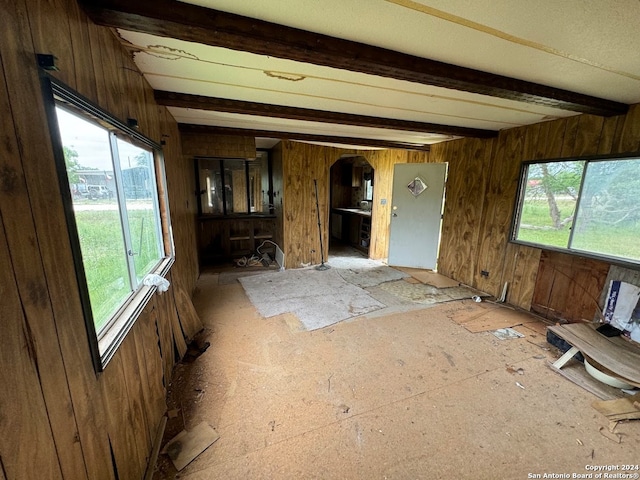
[75, 205, 161, 333]
[516, 198, 640, 261]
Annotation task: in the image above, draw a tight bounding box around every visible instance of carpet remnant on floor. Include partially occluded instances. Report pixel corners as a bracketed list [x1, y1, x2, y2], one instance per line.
[377, 280, 478, 305]
[394, 267, 460, 288]
[328, 257, 408, 288]
[238, 268, 385, 331]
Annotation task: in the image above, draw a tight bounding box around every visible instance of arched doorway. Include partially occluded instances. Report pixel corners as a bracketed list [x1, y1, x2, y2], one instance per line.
[328, 155, 374, 259]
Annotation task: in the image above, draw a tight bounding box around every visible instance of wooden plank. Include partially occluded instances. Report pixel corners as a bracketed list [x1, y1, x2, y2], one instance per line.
[174, 285, 204, 341]
[552, 346, 580, 369]
[548, 323, 640, 384]
[532, 251, 608, 323]
[560, 115, 579, 158]
[118, 322, 154, 468]
[547, 361, 626, 401]
[475, 127, 524, 297]
[162, 422, 220, 471]
[100, 353, 146, 480]
[543, 118, 567, 159]
[0, 214, 63, 480]
[447, 301, 539, 333]
[134, 304, 167, 441]
[0, 3, 91, 478]
[510, 245, 542, 310]
[143, 415, 167, 480]
[597, 116, 620, 155]
[155, 285, 177, 387]
[26, 0, 77, 89]
[592, 394, 640, 421]
[66, 0, 99, 102]
[415, 136, 495, 288]
[573, 114, 604, 157]
[615, 103, 640, 154]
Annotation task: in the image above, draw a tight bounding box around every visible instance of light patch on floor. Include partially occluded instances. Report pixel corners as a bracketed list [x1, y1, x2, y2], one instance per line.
[239, 267, 386, 330]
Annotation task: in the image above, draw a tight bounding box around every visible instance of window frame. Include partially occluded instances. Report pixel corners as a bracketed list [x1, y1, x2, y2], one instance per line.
[510, 152, 640, 269]
[42, 76, 175, 371]
[196, 151, 274, 217]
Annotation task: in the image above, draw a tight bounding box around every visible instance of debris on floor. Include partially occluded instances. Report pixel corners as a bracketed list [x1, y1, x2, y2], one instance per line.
[161, 421, 220, 471]
[182, 336, 211, 363]
[598, 425, 622, 443]
[506, 365, 525, 375]
[592, 392, 640, 422]
[492, 327, 525, 340]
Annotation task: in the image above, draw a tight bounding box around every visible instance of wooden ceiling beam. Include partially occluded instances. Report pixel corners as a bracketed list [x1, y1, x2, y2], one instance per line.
[178, 124, 431, 151]
[155, 91, 497, 139]
[80, 0, 628, 117]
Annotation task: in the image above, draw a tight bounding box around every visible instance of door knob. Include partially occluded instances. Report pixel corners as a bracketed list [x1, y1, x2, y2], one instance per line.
[392, 213, 398, 217]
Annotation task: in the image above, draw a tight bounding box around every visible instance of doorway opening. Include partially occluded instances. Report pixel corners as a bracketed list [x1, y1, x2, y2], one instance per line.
[328, 155, 374, 260]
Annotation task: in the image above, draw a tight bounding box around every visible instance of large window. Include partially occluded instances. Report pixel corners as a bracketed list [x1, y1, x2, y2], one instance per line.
[512, 155, 640, 264]
[45, 79, 173, 368]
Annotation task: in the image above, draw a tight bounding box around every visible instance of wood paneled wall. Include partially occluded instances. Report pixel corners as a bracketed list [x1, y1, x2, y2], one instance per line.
[279, 141, 430, 267]
[0, 1, 199, 479]
[181, 132, 257, 158]
[432, 105, 640, 317]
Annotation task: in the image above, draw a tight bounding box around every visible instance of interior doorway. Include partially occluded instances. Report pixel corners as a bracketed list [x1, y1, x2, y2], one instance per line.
[328, 155, 374, 259]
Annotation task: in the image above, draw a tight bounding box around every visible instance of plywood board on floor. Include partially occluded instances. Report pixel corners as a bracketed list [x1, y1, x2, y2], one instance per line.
[162, 422, 219, 471]
[548, 323, 640, 386]
[403, 276, 421, 284]
[445, 301, 541, 333]
[395, 267, 461, 288]
[548, 360, 627, 400]
[515, 320, 549, 336]
[592, 393, 640, 421]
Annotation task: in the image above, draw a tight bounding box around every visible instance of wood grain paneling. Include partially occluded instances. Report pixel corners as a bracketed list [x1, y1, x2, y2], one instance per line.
[435, 100, 640, 318]
[0, 3, 92, 478]
[474, 127, 525, 296]
[181, 131, 257, 158]
[279, 141, 431, 267]
[433, 137, 493, 286]
[532, 251, 609, 323]
[0, 1, 200, 479]
[0, 214, 63, 480]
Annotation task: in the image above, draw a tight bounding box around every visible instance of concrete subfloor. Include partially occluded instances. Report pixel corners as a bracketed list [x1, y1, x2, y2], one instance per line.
[154, 270, 640, 480]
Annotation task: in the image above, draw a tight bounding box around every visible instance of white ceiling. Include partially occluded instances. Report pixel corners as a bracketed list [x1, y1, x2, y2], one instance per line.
[117, 0, 640, 148]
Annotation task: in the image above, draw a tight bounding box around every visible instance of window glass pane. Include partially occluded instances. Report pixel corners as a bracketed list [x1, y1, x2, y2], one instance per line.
[571, 158, 640, 261]
[248, 154, 269, 213]
[225, 159, 248, 214]
[199, 159, 223, 215]
[55, 107, 131, 333]
[515, 161, 584, 248]
[116, 137, 164, 281]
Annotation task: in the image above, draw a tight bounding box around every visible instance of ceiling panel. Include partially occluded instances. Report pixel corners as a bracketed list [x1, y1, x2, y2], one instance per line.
[101, 0, 640, 148]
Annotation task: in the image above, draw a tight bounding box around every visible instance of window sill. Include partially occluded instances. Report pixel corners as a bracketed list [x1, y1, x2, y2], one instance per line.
[98, 255, 174, 369]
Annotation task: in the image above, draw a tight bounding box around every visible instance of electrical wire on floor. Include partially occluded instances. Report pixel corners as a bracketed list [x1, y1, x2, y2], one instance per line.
[235, 240, 284, 268]
[234, 255, 263, 267]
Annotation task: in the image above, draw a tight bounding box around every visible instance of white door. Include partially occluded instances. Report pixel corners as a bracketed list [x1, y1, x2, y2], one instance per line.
[387, 163, 446, 269]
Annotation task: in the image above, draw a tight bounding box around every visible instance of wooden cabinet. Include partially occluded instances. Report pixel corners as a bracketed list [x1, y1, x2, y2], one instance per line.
[331, 208, 371, 254]
[359, 216, 371, 252]
[199, 216, 276, 263]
